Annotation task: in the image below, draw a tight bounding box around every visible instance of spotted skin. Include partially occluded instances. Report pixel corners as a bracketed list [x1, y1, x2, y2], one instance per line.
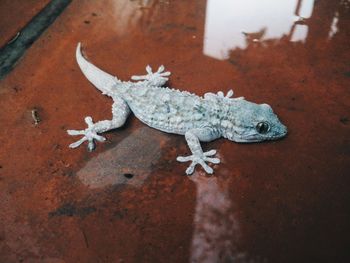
[68, 43, 287, 175]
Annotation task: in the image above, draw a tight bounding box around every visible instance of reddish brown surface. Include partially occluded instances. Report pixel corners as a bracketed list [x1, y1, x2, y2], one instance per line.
[0, 0, 50, 48]
[0, 0, 349, 262]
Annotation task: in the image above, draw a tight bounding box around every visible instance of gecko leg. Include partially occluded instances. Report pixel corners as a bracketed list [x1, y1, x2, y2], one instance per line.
[131, 65, 171, 86]
[176, 128, 221, 175]
[67, 96, 130, 151]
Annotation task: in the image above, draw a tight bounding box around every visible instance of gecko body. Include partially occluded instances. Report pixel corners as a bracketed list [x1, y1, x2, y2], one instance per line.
[68, 43, 287, 175]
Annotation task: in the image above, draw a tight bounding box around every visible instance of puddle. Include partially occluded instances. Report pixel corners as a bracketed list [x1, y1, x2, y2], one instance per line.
[77, 127, 169, 189]
[204, 0, 315, 59]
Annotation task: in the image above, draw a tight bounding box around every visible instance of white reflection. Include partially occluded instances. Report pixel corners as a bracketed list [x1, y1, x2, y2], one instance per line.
[111, 0, 156, 36]
[290, 24, 308, 42]
[189, 173, 245, 262]
[203, 0, 315, 60]
[328, 12, 339, 39]
[111, 0, 142, 35]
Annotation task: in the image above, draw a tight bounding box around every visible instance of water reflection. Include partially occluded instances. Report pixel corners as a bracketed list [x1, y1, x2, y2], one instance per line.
[111, 0, 144, 35]
[328, 12, 339, 39]
[204, 0, 315, 59]
[111, 0, 164, 35]
[189, 172, 246, 262]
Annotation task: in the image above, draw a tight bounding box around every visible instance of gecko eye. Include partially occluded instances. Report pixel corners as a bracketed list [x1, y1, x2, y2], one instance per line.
[256, 122, 270, 134]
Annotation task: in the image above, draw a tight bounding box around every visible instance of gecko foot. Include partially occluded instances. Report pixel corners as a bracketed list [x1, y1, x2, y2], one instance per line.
[67, 116, 106, 151]
[204, 89, 245, 102]
[131, 65, 171, 86]
[176, 149, 220, 175]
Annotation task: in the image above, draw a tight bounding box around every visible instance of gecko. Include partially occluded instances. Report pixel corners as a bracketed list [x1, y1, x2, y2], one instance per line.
[67, 43, 287, 175]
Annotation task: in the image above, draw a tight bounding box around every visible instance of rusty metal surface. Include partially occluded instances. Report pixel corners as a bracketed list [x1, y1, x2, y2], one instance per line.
[0, 0, 50, 48]
[0, 0, 349, 262]
[0, 0, 72, 79]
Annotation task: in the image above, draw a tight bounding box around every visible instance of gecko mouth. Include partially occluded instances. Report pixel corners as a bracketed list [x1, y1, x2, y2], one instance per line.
[267, 129, 288, 141]
[237, 129, 288, 142]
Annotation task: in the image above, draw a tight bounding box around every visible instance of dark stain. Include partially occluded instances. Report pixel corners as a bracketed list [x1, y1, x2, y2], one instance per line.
[163, 23, 178, 30]
[340, 117, 349, 125]
[228, 58, 239, 66]
[49, 203, 96, 218]
[162, 23, 197, 32]
[185, 26, 196, 31]
[299, 77, 307, 83]
[52, 144, 61, 150]
[343, 71, 350, 78]
[123, 173, 134, 179]
[65, 171, 75, 177]
[113, 208, 129, 219]
[91, 12, 98, 16]
[81, 229, 89, 248]
[287, 106, 299, 112]
[337, 140, 350, 156]
[84, 20, 90, 24]
[12, 85, 21, 93]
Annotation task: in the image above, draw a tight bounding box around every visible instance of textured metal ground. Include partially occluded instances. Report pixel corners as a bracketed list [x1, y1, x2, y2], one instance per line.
[0, 0, 71, 79]
[0, 0, 349, 262]
[0, 0, 50, 48]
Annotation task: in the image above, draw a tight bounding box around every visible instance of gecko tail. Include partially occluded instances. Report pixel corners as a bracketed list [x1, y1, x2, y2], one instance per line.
[76, 42, 120, 96]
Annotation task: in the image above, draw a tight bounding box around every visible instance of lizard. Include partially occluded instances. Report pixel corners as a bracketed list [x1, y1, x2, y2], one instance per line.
[67, 43, 287, 175]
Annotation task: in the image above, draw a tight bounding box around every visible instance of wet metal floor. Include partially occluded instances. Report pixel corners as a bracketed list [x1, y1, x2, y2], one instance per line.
[0, 0, 349, 262]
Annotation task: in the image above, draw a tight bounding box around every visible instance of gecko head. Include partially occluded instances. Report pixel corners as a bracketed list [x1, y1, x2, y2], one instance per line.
[221, 100, 287, 143]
